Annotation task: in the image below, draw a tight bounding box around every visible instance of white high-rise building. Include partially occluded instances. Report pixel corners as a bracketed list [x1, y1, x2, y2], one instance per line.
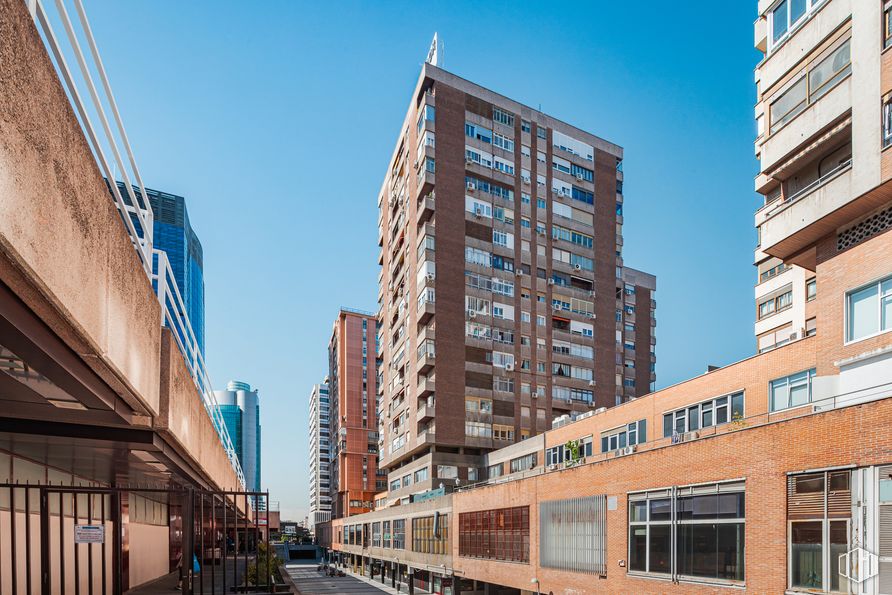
[308, 380, 332, 533]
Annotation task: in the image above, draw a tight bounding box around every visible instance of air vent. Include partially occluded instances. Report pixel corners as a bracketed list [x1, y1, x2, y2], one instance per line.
[837, 205, 892, 252]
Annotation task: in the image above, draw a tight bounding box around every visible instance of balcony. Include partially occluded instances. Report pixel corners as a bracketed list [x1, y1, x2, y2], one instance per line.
[417, 377, 435, 398]
[417, 339, 435, 374]
[758, 157, 854, 262]
[417, 396, 435, 421]
[417, 193, 435, 226]
[417, 297, 435, 325]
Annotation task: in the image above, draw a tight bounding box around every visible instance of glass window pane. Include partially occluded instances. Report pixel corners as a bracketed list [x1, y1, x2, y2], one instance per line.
[629, 500, 647, 522]
[771, 379, 789, 411]
[702, 405, 713, 428]
[716, 523, 745, 581]
[773, 1, 789, 42]
[882, 292, 892, 333]
[771, 77, 807, 128]
[791, 521, 823, 589]
[650, 498, 671, 521]
[731, 393, 744, 420]
[688, 406, 700, 431]
[663, 413, 673, 438]
[790, 381, 810, 407]
[830, 521, 849, 593]
[629, 527, 647, 571]
[848, 283, 879, 341]
[790, 0, 806, 23]
[716, 404, 729, 425]
[648, 525, 671, 574]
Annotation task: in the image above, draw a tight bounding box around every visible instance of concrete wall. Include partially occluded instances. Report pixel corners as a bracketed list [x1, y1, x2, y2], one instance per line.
[0, 0, 161, 417]
[157, 329, 243, 493]
[129, 523, 170, 588]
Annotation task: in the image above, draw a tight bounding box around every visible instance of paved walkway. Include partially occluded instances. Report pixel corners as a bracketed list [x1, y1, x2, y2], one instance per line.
[284, 563, 431, 595]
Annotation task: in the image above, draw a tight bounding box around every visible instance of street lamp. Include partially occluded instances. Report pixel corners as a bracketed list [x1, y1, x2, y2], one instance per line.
[531, 577, 540, 595]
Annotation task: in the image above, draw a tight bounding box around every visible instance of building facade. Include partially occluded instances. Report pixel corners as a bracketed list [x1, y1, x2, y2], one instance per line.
[329, 308, 381, 518]
[325, 3, 892, 593]
[376, 64, 657, 504]
[309, 380, 333, 532]
[118, 182, 207, 359]
[215, 380, 262, 492]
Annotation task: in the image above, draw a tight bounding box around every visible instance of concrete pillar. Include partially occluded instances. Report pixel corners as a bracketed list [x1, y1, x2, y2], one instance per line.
[408, 568, 414, 595]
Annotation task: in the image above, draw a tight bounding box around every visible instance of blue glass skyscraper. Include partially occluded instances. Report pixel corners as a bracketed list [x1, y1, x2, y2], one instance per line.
[118, 182, 206, 359]
[214, 381, 262, 493]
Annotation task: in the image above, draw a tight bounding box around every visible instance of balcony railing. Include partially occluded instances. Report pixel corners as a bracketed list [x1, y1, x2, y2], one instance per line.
[764, 158, 852, 219]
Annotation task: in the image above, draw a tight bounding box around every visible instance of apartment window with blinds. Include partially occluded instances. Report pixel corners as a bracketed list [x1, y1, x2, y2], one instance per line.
[601, 419, 647, 452]
[788, 470, 851, 592]
[412, 514, 449, 555]
[629, 481, 745, 583]
[540, 496, 607, 575]
[459, 506, 530, 563]
[662, 392, 744, 437]
[509, 452, 537, 473]
[372, 522, 381, 547]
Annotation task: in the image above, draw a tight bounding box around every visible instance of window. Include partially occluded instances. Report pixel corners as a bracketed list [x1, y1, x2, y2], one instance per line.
[372, 522, 381, 547]
[769, 368, 816, 411]
[887, 1, 892, 49]
[414, 467, 429, 483]
[806, 278, 817, 301]
[769, 0, 825, 50]
[769, 38, 850, 131]
[392, 519, 405, 549]
[465, 421, 492, 438]
[438, 465, 458, 479]
[521, 119, 531, 133]
[540, 496, 606, 575]
[413, 514, 449, 555]
[417, 105, 435, 133]
[571, 186, 593, 205]
[846, 275, 892, 342]
[758, 287, 793, 319]
[629, 481, 745, 583]
[459, 506, 530, 562]
[662, 392, 744, 437]
[509, 453, 537, 473]
[885, 96, 892, 149]
[488, 462, 504, 479]
[492, 107, 514, 127]
[788, 471, 851, 592]
[601, 419, 647, 452]
[493, 156, 515, 175]
[493, 133, 514, 152]
[465, 122, 493, 144]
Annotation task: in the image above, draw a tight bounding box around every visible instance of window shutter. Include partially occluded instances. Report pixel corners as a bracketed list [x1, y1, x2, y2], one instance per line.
[787, 474, 825, 520]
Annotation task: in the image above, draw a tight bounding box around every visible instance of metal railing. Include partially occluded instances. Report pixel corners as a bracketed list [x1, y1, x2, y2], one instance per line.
[26, 0, 245, 488]
[764, 158, 852, 218]
[154, 252, 246, 488]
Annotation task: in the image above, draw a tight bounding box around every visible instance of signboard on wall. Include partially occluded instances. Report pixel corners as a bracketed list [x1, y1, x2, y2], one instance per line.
[74, 525, 104, 544]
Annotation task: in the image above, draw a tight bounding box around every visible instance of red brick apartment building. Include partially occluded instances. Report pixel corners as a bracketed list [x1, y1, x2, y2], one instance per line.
[321, 2, 892, 594]
[329, 308, 382, 517]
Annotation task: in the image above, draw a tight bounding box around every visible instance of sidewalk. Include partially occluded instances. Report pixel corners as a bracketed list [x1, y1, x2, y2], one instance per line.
[283, 563, 432, 595]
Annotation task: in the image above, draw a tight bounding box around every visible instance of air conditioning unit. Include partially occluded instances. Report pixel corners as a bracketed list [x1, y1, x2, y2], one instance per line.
[523, 178, 531, 186]
[425, 273, 435, 281]
[588, 380, 596, 387]
[505, 363, 515, 372]
[552, 304, 561, 311]
[515, 269, 524, 276]
[547, 279, 555, 286]
[537, 229, 545, 236]
[547, 464, 558, 471]
[574, 264, 582, 271]
[474, 210, 482, 219]
[618, 445, 636, 456]
[467, 182, 476, 191]
[468, 310, 477, 319]
[589, 313, 597, 320]
[575, 173, 584, 181]
[466, 156, 474, 164]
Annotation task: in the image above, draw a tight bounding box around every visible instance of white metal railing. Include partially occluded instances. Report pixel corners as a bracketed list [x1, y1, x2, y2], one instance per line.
[154, 251, 246, 489]
[30, 0, 153, 275]
[27, 0, 245, 488]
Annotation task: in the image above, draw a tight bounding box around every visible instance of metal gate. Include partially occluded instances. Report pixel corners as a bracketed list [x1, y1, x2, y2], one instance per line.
[0, 484, 273, 595]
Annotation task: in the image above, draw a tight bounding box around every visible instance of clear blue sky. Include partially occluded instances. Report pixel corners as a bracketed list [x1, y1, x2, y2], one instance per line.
[85, 1, 762, 521]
